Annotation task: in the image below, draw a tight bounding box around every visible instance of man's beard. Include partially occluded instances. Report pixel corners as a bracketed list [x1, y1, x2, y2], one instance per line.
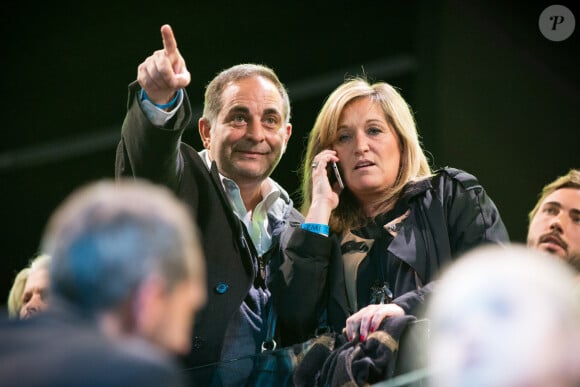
[565, 252, 580, 274]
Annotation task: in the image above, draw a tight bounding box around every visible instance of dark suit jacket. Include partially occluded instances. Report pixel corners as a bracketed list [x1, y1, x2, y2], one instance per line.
[0, 308, 185, 387]
[115, 82, 304, 385]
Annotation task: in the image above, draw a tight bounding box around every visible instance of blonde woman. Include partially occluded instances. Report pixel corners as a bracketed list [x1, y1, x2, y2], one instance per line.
[278, 78, 509, 348]
[7, 253, 51, 319]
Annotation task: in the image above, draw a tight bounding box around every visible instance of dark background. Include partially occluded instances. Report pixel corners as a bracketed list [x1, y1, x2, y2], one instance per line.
[1, 0, 578, 310]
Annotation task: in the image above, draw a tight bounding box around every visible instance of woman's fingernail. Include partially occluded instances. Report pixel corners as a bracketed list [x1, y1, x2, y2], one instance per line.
[360, 335, 365, 341]
[370, 326, 375, 333]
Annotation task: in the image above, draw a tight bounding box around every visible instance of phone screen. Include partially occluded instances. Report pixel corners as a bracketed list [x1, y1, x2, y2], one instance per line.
[329, 162, 344, 190]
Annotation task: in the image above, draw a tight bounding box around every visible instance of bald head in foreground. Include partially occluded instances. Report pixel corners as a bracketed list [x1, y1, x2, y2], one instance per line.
[426, 244, 580, 387]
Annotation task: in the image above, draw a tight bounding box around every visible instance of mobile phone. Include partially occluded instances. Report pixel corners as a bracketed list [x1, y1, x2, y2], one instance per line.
[328, 161, 344, 190]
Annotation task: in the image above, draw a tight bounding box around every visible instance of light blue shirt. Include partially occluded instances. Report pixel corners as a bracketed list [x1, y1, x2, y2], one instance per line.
[200, 150, 280, 257]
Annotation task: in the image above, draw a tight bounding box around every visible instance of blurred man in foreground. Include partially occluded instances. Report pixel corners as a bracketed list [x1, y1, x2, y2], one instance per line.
[0, 179, 206, 386]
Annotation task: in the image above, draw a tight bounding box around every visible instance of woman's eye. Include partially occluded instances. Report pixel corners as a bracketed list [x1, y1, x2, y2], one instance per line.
[368, 126, 382, 135]
[337, 134, 350, 143]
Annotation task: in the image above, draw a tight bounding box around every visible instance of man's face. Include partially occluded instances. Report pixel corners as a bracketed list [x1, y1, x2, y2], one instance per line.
[201, 76, 291, 186]
[527, 187, 580, 271]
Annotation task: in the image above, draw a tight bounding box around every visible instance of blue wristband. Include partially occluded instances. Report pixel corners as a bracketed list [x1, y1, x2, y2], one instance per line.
[140, 89, 182, 109]
[301, 223, 330, 237]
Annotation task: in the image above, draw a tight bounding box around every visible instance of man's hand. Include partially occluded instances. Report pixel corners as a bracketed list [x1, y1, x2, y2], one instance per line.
[137, 24, 191, 105]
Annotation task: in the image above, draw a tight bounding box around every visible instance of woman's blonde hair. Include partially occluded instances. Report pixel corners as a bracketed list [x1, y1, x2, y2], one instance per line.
[300, 77, 431, 233]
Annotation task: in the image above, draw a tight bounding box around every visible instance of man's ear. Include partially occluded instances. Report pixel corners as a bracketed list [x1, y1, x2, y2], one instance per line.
[282, 123, 292, 154]
[199, 118, 211, 149]
[133, 275, 166, 339]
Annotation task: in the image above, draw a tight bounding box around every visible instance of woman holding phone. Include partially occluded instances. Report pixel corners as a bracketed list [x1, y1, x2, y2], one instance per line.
[274, 77, 509, 347]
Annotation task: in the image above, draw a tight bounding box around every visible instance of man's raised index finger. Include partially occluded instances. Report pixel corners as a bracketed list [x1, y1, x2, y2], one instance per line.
[161, 24, 178, 56]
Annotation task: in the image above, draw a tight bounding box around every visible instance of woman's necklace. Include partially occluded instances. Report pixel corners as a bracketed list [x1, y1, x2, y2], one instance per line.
[368, 220, 394, 305]
[370, 280, 393, 304]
